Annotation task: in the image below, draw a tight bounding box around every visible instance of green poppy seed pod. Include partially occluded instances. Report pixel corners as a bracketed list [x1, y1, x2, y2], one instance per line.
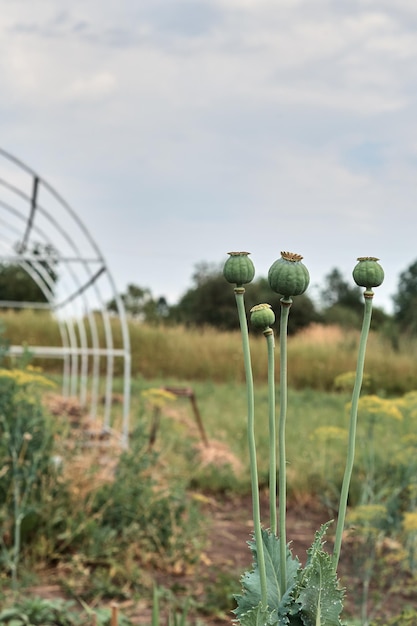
[353, 257, 384, 289]
[223, 251, 255, 286]
[268, 251, 310, 298]
[250, 303, 275, 331]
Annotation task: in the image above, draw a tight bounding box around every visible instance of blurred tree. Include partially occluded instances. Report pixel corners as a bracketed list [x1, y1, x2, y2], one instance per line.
[320, 268, 362, 311]
[169, 262, 237, 329]
[170, 262, 319, 334]
[0, 242, 59, 306]
[107, 284, 152, 319]
[393, 259, 417, 334]
[107, 283, 169, 323]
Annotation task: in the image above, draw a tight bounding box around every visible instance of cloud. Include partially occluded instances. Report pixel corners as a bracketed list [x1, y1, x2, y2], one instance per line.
[1, 0, 414, 118]
[63, 72, 117, 102]
[142, 1, 222, 38]
[0, 0, 415, 312]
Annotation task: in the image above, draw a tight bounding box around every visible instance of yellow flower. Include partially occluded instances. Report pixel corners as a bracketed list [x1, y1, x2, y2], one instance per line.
[402, 391, 417, 406]
[0, 368, 55, 389]
[346, 395, 403, 421]
[382, 399, 403, 421]
[310, 426, 348, 443]
[401, 434, 417, 448]
[397, 391, 417, 420]
[347, 504, 387, 532]
[334, 371, 372, 393]
[26, 364, 43, 373]
[403, 511, 417, 534]
[141, 388, 177, 409]
[392, 436, 417, 466]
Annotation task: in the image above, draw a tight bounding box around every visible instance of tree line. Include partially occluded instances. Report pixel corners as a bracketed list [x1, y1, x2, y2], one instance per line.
[108, 260, 413, 336]
[2, 248, 417, 335]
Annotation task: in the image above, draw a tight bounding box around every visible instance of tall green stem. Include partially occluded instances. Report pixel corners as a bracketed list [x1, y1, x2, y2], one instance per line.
[235, 288, 267, 608]
[265, 328, 276, 534]
[11, 448, 21, 592]
[278, 298, 292, 594]
[332, 290, 374, 572]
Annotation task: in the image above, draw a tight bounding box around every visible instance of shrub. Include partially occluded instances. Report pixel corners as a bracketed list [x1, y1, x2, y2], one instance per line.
[91, 427, 201, 567]
[0, 365, 202, 600]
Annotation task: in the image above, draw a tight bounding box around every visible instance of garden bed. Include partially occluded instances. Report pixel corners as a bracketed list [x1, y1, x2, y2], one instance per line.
[19, 492, 417, 625]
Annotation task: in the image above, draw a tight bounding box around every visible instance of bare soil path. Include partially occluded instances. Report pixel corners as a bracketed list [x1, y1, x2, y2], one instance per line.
[133, 493, 334, 624]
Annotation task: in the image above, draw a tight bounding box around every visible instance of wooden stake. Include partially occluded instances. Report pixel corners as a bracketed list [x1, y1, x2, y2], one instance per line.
[111, 602, 119, 626]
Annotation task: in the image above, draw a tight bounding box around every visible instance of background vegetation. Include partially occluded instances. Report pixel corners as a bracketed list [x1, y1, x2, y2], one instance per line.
[2, 312, 417, 396]
[2, 253, 414, 332]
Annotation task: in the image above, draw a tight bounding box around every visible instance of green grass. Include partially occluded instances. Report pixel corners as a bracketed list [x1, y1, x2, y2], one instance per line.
[125, 374, 417, 515]
[125, 376, 350, 502]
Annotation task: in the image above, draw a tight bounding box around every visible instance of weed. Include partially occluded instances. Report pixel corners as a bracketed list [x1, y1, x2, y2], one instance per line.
[371, 608, 417, 625]
[0, 595, 133, 625]
[200, 569, 240, 617]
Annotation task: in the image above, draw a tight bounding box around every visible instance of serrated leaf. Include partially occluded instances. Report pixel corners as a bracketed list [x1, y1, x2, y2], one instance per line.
[305, 523, 332, 568]
[234, 529, 301, 623]
[295, 524, 344, 626]
[235, 602, 271, 626]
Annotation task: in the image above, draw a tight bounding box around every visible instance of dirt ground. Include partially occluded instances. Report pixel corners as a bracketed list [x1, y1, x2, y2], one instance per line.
[28, 493, 331, 624]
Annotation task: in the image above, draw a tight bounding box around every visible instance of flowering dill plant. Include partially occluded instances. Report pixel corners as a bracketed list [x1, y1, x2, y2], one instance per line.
[0, 367, 57, 586]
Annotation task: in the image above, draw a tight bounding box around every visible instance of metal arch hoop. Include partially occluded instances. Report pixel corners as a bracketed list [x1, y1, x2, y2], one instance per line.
[0, 148, 131, 448]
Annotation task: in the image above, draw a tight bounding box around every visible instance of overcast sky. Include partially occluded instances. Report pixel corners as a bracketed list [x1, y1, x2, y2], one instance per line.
[1, 0, 417, 313]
